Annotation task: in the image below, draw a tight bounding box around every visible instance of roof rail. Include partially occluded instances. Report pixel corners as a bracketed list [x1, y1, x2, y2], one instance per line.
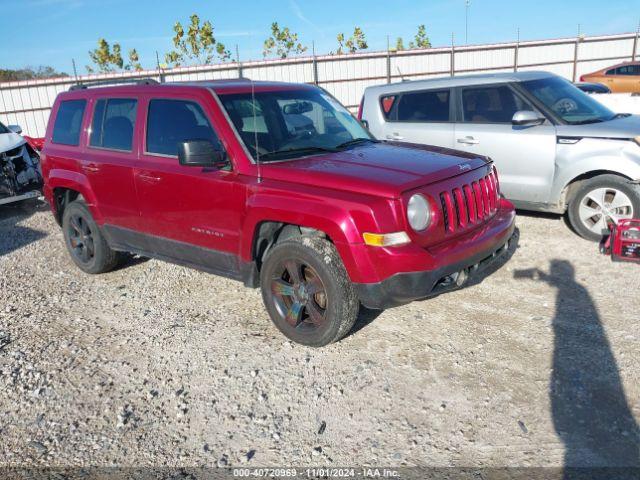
[69, 78, 159, 91]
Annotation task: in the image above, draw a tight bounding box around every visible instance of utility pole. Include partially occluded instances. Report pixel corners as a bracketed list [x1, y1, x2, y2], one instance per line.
[451, 33, 456, 76]
[572, 24, 581, 83]
[386, 35, 391, 83]
[312, 41, 319, 85]
[236, 44, 243, 78]
[633, 20, 640, 61]
[465, 0, 471, 45]
[514, 28, 520, 72]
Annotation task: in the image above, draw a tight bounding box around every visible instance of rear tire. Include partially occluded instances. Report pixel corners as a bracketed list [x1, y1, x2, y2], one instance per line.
[567, 175, 640, 242]
[62, 200, 120, 274]
[260, 237, 359, 347]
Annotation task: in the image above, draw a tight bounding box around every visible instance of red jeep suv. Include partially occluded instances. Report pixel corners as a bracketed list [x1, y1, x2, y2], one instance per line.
[41, 78, 516, 347]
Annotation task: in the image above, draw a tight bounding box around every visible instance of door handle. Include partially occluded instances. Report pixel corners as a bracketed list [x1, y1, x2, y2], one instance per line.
[386, 133, 404, 140]
[137, 172, 162, 183]
[457, 136, 479, 145]
[81, 163, 100, 173]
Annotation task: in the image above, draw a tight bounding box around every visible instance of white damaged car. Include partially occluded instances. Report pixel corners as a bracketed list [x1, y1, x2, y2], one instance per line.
[0, 121, 42, 206]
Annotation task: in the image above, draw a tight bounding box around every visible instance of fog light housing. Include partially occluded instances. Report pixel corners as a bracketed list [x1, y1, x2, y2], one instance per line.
[363, 231, 410, 247]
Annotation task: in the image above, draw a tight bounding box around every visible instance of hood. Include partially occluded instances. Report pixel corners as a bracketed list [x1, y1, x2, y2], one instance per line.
[260, 141, 489, 198]
[0, 132, 26, 153]
[556, 114, 640, 139]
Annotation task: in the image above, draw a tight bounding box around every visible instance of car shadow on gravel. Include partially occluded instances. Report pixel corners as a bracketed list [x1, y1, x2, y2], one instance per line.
[0, 200, 48, 257]
[514, 260, 640, 472]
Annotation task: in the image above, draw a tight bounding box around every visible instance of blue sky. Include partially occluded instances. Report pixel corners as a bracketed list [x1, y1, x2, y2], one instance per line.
[2, 0, 639, 74]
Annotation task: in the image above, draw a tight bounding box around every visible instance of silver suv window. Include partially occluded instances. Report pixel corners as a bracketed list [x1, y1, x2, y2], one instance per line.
[380, 89, 450, 123]
[520, 76, 615, 125]
[461, 85, 533, 124]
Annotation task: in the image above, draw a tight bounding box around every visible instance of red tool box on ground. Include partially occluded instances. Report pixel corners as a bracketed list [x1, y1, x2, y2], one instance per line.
[601, 219, 640, 263]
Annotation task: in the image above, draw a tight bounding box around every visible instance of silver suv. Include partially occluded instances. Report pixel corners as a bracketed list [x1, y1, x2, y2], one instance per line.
[360, 71, 640, 240]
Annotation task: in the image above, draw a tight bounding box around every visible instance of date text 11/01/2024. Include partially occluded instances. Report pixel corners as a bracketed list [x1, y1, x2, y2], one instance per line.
[233, 468, 400, 477]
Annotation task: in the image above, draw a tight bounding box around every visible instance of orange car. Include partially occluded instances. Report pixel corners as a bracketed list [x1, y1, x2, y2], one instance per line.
[580, 61, 640, 93]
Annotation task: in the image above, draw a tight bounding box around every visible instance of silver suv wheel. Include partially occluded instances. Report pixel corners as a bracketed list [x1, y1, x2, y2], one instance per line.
[578, 187, 634, 235]
[568, 174, 640, 242]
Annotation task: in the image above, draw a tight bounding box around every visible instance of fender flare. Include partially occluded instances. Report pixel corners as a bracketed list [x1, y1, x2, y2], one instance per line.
[239, 195, 363, 272]
[46, 169, 104, 224]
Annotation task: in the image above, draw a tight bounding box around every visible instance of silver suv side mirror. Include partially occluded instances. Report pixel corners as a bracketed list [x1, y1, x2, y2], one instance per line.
[512, 111, 545, 127]
[8, 124, 22, 135]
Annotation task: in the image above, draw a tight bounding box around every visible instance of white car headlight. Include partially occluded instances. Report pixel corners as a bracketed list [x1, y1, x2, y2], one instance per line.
[407, 194, 431, 231]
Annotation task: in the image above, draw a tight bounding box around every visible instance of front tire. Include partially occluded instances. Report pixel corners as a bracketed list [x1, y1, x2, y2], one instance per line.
[260, 237, 359, 347]
[568, 175, 640, 242]
[62, 200, 121, 274]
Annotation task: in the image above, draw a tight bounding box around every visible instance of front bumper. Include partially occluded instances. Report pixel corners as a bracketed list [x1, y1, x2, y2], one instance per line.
[355, 209, 516, 309]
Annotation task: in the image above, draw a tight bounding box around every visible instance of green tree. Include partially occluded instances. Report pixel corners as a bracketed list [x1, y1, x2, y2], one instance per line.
[87, 38, 124, 73]
[336, 27, 368, 54]
[0, 66, 68, 82]
[165, 14, 230, 67]
[87, 39, 143, 73]
[409, 25, 431, 49]
[263, 22, 307, 59]
[126, 49, 142, 71]
[395, 37, 405, 51]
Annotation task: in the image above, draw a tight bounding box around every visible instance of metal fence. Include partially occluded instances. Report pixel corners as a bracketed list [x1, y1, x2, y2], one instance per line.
[1, 31, 638, 138]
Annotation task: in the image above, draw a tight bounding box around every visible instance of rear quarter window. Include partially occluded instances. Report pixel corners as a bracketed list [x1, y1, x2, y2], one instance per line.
[52, 99, 86, 146]
[382, 90, 451, 123]
[379, 95, 397, 119]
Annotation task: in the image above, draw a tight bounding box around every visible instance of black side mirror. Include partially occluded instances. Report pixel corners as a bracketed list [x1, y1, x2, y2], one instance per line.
[178, 140, 226, 167]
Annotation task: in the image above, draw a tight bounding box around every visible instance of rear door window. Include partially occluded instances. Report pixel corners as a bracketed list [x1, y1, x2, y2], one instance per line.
[52, 99, 86, 146]
[389, 90, 450, 122]
[146, 99, 221, 156]
[90, 98, 137, 151]
[461, 85, 533, 124]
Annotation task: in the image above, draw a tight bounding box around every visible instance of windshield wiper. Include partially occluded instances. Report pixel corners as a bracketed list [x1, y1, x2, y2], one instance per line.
[334, 137, 377, 149]
[259, 145, 337, 160]
[569, 118, 604, 125]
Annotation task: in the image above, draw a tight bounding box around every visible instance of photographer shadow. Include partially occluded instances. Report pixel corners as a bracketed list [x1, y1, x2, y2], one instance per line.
[514, 260, 639, 472]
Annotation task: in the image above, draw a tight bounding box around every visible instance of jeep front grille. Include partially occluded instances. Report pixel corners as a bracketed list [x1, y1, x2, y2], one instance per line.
[439, 170, 499, 233]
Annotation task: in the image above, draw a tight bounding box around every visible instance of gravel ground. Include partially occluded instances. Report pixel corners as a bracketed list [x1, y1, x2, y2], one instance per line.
[0, 201, 638, 469]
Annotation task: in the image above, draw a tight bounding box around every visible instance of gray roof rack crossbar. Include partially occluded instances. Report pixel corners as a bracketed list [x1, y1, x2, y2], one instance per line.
[69, 78, 159, 91]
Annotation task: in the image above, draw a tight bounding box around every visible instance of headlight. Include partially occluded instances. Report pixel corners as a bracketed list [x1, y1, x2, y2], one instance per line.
[407, 194, 431, 231]
[634, 135, 640, 147]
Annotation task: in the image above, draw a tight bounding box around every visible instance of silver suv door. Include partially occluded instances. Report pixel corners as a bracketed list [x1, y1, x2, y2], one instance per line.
[453, 84, 557, 205]
[376, 88, 455, 148]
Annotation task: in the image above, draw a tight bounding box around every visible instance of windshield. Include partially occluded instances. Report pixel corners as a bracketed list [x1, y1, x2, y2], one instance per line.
[520, 76, 616, 125]
[0, 121, 9, 134]
[219, 88, 373, 161]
